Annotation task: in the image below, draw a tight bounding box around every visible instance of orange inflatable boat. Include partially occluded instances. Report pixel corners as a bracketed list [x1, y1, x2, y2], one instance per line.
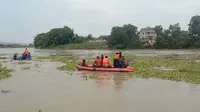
[76, 65, 134, 72]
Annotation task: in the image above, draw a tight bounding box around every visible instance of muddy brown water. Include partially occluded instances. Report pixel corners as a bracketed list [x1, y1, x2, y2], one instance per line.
[0, 48, 200, 112]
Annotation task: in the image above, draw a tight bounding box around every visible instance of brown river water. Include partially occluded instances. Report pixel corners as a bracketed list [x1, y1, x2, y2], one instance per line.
[0, 48, 200, 112]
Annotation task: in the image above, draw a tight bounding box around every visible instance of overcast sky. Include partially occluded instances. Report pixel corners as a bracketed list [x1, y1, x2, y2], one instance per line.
[0, 0, 199, 43]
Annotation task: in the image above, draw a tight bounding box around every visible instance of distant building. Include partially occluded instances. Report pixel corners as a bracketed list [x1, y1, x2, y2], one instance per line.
[98, 35, 109, 40]
[89, 35, 109, 43]
[89, 39, 106, 43]
[139, 27, 157, 45]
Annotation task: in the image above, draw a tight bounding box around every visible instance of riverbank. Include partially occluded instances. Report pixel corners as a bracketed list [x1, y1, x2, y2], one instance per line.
[46, 42, 107, 49]
[35, 43, 200, 50]
[34, 54, 200, 84]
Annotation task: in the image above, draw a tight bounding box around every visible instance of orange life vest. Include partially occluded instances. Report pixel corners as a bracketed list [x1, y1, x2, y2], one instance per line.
[95, 58, 102, 66]
[103, 58, 109, 67]
[114, 54, 120, 59]
[24, 50, 29, 55]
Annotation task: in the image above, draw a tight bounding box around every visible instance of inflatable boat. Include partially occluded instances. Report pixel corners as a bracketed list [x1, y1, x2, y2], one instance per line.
[76, 64, 134, 72]
[13, 53, 32, 60]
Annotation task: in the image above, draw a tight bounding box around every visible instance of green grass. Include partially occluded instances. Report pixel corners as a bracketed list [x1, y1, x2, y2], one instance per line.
[35, 54, 200, 84]
[0, 63, 12, 80]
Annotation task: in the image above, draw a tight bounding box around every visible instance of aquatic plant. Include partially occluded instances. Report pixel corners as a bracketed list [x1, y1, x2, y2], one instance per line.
[0, 63, 12, 80]
[34, 54, 200, 84]
[17, 61, 31, 65]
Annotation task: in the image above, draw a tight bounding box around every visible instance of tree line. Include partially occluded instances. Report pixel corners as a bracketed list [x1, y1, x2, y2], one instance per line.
[33, 26, 94, 48]
[34, 15, 200, 49]
[0, 43, 33, 48]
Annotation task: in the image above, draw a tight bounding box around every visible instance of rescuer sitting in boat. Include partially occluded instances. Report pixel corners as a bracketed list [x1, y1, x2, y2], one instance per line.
[93, 56, 102, 67]
[100, 54, 104, 66]
[113, 53, 120, 68]
[103, 56, 111, 68]
[120, 56, 129, 68]
[79, 59, 87, 66]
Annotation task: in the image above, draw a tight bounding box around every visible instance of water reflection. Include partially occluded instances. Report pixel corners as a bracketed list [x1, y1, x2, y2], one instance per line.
[78, 71, 132, 90]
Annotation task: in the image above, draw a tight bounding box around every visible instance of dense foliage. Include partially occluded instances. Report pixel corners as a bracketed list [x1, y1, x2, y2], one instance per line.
[33, 26, 95, 48]
[34, 15, 200, 49]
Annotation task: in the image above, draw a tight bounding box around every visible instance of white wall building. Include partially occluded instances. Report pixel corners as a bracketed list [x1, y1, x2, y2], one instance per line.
[139, 27, 157, 45]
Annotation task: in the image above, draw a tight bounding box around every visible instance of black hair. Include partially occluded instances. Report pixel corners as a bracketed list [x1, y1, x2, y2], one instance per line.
[101, 54, 104, 58]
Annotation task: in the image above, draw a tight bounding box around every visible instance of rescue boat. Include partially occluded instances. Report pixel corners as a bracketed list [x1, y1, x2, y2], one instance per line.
[76, 64, 134, 72]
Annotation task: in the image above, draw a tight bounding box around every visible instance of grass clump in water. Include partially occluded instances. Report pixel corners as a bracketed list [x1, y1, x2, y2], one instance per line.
[17, 61, 31, 65]
[0, 63, 12, 80]
[130, 55, 200, 84]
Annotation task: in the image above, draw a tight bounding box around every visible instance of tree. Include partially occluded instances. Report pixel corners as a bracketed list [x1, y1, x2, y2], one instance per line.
[122, 24, 138, 39]
[154, 25, 163, 36]
[34, 26, 75, 48]
[85, 34, 94, 41]
[188, 15, 200, 47]
[154, 23, 189, 49]
[189, 15, 200, 37]
[108, 24, 141, 49]
[108, 26, 129, 48]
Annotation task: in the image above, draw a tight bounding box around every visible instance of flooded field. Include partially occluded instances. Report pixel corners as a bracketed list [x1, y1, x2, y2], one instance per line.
[1, 48, 200, 112]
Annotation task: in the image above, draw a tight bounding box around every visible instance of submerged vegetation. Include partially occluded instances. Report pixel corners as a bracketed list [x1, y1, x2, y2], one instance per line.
[0, 63, 12, 80]
[130, 55, 200, 84]
[35, 54, 200, 84]
[17, 61, 32, 65]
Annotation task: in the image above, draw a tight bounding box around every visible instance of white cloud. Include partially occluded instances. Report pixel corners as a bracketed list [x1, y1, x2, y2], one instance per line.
[0, 0, 200, 42]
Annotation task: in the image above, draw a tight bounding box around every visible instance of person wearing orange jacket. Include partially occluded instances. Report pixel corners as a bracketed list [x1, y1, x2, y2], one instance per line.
[23, 48, 29, 59]
[113, 53, 120, 68]
[103, 56, 111, 68]
[93, 56, 102, 67]
[24, 48, 29, 55]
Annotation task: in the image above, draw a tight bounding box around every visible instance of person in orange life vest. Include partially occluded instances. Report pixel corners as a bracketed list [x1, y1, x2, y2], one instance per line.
[79, 59, 87, 66]
[23, 48, 29, 59]
[103, 56, 111, 68]
[113, 53, 120, 68]
[24, 48, 29, 55]
[93, 56, 102, 67]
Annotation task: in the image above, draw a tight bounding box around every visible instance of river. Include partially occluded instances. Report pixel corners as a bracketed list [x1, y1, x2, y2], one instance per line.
[0, 48, 200, 112]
